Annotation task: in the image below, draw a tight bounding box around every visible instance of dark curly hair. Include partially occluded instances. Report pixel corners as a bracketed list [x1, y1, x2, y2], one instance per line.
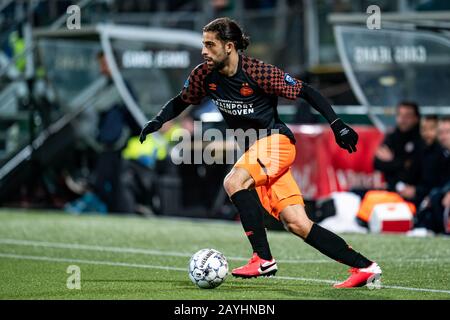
[203, 17, 250, 51]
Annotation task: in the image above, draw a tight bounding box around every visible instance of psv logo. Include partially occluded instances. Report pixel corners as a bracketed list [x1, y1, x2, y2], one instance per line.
[240, 83, 253, 96]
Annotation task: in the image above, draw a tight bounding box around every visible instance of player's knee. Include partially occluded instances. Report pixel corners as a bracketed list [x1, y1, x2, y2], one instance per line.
[223, 174, 243, 196]
[283, 218, 313, 239]
[223, 169, 254, 196]
[283, 221, 300, 236]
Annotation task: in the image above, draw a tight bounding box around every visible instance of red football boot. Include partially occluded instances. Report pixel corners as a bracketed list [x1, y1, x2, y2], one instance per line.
[232, 253, 278, 278]
[333, 262, 382, 288]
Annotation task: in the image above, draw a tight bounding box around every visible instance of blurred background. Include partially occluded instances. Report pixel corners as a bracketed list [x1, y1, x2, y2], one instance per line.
[0, 0, 449, 234]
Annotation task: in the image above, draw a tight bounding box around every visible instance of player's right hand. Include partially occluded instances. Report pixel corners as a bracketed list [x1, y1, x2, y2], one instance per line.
[139, 119, 162, 144]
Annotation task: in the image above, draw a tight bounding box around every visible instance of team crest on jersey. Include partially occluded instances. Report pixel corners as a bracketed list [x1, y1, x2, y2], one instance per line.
[209, 83, 217, 91]
[284, 73, 296, 85]
[240, 83, 253, 96]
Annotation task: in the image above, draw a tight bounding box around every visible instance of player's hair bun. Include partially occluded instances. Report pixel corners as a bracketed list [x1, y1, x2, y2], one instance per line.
[238, 34, 250, 50]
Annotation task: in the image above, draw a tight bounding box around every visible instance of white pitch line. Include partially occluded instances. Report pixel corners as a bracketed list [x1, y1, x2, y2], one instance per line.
[379, 285, 450, 294]
[0, 239, 192, 258]
[1, 238, 449, 264]
[0, 238, 330, 264]
[274, 276, 450, 294]
[0, 253, 186, 272]
[1, 252, 450, 295]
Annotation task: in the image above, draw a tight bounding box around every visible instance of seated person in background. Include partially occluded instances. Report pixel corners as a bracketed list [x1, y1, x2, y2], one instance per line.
[436, 117, 450, 190]
[399, 115, 442, 206]
[64, 51, 141, 214]
[415, 117, 450, 234]
[374, 101, 423, 194]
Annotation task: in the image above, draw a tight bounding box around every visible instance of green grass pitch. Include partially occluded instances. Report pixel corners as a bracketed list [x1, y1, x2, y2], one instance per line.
[0, 209, 449, 300]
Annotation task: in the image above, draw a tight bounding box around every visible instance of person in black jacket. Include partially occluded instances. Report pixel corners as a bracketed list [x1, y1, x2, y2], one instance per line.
[374, 101, 423, 193]
[399, 115, 442, 206]
[415, 117, 450, 234]
[65, 52, 141, 214]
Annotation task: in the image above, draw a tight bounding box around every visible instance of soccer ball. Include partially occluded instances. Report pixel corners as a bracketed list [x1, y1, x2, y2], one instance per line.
[188, 248, 228, 289]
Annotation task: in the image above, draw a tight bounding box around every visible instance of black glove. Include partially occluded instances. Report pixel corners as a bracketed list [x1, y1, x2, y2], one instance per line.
[330, 118, 358, 153]
[139, 119, 162, 144]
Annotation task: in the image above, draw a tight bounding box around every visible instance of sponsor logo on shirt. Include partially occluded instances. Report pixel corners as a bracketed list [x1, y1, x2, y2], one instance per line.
[212, 98, 254, 116]
[240, 83, 254, 96]
[284, 73, 296, 86]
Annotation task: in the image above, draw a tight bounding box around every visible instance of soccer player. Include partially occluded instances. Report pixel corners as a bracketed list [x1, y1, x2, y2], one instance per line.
[140, 18, 382, 288]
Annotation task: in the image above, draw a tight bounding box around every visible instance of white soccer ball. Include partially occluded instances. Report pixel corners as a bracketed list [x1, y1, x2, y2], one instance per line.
[188, 248, 228, 289]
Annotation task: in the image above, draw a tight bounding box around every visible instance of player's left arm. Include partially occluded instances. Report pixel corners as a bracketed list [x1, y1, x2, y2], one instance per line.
[298, 83, 358, 153]
[267, 65, 358, 153]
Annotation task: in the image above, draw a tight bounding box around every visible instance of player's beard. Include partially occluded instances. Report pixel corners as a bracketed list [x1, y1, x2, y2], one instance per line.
[208, 54, 228, 71]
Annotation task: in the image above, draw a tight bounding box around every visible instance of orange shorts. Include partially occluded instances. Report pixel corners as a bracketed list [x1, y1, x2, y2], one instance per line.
[234, 134, 304, 220]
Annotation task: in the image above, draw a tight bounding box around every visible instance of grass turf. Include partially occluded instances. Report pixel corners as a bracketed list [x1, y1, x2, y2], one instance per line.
[0, 209, 449, 300]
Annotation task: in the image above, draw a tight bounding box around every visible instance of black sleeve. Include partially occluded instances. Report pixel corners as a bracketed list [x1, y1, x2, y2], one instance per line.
[374, 157, 403, 173]
[298, 83, 338, 124]
[154, 93, 191, 124]
[373, 134, 403, 173]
